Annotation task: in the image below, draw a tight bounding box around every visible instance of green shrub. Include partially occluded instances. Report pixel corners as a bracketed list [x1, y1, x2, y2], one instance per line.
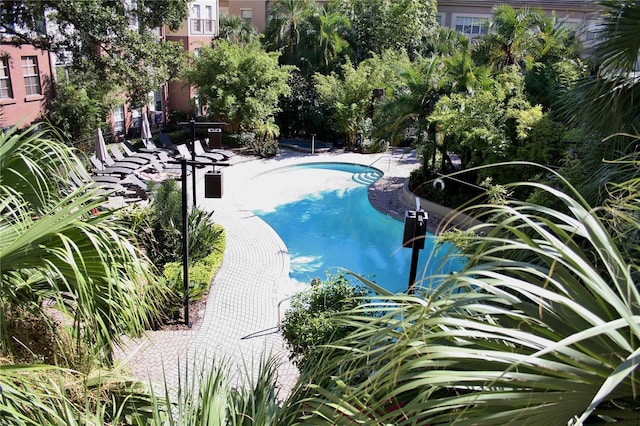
[224, 132, 256, 148]
[162, 226, 226, 302]
[280, 274, 371, 372]
[251, 139, 279, 158]
[362, 138, 389, 153]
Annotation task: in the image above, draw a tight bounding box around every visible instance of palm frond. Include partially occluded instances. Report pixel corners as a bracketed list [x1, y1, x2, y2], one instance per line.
[283, 160, 640, 424]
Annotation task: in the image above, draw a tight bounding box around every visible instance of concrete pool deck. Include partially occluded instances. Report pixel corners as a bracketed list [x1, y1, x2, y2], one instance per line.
[114, 147, 422, 398]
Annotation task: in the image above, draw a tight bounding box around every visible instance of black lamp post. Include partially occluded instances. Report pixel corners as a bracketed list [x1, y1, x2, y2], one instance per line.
[174, 158, 230, 326]
[174, 119, 227, 326]
[403, 199, 427, 294]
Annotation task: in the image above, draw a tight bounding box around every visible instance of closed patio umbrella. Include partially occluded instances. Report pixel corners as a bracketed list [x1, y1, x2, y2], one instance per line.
[95, 127, 108, 169]
[141, 112, 152, 148]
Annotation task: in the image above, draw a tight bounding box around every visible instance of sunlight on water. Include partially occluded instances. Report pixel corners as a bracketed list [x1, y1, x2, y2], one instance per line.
[245, 163, 464, 293]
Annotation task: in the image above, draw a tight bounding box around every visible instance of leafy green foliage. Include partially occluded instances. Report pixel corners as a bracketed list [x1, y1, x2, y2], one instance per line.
[163, 225, 225, 302]
[313, 57, 386, 146]
[283, 160, 640, 424]
[280, 274, 371, 372]
[187, 40, 295, 134]
[218, 14, 260, 45]
[45, 78, 106, 141]
[1, 0, 189, 108]
[296, 5, 352, 75]
[0, 125, 168, 362]
[277, 72, 328, 138]
[263, 0, 315, 65]
[333, 0, 438, 61]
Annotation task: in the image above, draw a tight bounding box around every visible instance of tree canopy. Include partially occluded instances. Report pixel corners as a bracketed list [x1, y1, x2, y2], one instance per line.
[187, 40, 294, 133]
[0, 0, 189, 107]
[331, 0, 438, 61]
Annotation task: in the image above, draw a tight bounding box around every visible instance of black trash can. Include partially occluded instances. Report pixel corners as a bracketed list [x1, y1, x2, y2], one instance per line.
[207, 127, 222, 149]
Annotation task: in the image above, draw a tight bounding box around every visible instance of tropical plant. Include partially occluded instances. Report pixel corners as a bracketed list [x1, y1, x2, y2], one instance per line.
[126, 179, 224, 268]
[332, 0, 438, 61]
[218, 14, 260, 45]
[472, 5, 546, 71]
[295, 4, 352, 75]
[277, 71, 327, 138]
[313, 53, 397, 147]
[0, 125, 168, 363]
[187, 40, 295, 134]
[555, 0, 640, 209]
[563, 0, 640, 136]
[264, 0, 314, 65]
[280, 274, 371, 371]
[281, 159, 640, 424]
[375, 55, 445, 156]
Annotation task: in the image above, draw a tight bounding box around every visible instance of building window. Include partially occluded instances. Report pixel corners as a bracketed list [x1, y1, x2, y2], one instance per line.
[240, 9, 252, 24]
[436, 13, 444, 26]
[455, 16, 489, 36]
[204, 5, 214, 33]
[21, 56, 41, 96]
[113, 106, 125, 135]
[191, 4, 202, 33]
[0, 56, 13, 99]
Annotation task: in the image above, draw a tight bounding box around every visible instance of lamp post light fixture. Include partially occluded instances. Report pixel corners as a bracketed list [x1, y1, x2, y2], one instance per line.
[403, 198, 427, 294]
[178, 120, 226, 206]
[174, 119, 227, 326]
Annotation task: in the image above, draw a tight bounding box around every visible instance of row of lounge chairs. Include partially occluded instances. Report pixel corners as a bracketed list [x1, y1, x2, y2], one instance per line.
[87, 135, 230, 207]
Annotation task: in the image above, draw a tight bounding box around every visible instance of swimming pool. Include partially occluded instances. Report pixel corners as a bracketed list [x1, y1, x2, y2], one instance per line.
[245, 162, 463, 293]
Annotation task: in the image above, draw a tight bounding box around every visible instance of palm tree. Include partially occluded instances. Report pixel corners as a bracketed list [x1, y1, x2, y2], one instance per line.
[375, 56, 445, 166]
[473, 5, 545, 71]
[0, 125, 168, 363]
[565, 0, 640, 136]
[315, 6, 351, 73]
[280, 158, 640, 424]
[265, 0, 313, 65]
[218, 14, 259, 45]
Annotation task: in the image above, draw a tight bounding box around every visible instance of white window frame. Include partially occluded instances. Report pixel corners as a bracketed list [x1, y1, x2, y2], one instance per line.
[436, 13, 445, 27]
[113, 106, 125, 135]
[21, 55, 41, 96]
[452, 13, 491, 37]
[0, 56, 13, 99]
[191, 4, 202, 33]
[204, 5, 214, 33]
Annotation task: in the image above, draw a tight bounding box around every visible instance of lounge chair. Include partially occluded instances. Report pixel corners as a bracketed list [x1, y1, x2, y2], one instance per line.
[110, 144, 149, 166]
[90, 155, 140, 177]
[122, 140, 159, 161]
[104, 150, 144, 170]
[194, 139, 225, 162]
[70, 169, 141, 201]
[175, 143, 210, 167]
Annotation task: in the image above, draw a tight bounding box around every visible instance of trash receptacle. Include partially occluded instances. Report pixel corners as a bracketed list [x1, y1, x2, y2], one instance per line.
[204, 170, 223, 198]
[207, 127, 222, 149]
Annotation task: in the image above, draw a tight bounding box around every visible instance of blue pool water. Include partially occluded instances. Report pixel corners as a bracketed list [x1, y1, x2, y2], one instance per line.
[252, 163, 464, 293]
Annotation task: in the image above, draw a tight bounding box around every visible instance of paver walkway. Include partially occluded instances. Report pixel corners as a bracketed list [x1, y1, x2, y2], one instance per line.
[115, 147, 420, 398]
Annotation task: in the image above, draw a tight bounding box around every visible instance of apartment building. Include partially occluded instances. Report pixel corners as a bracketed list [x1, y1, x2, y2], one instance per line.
[165, 0, 220, 118]
[436, 0, 602, 43]
[220, 0, 268, 32]
[0, 34, 55, 129]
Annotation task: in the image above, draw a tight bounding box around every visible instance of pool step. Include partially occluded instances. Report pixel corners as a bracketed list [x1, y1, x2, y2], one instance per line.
[352, 171, 382, 185]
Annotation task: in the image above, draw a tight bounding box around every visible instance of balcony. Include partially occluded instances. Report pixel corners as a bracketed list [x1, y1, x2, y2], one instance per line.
[190, 18, 217, 35]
